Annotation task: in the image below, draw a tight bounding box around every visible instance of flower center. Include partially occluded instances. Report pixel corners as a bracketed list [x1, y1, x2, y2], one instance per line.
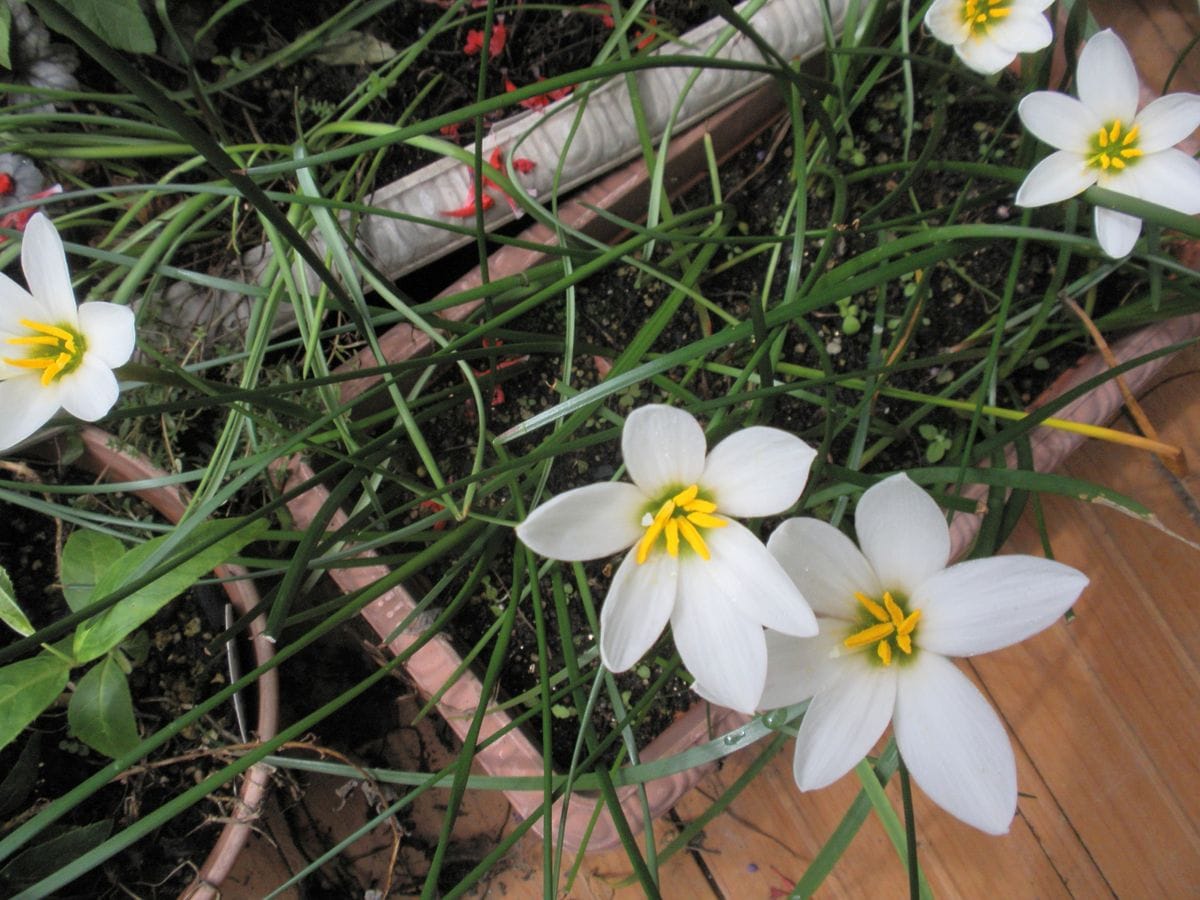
[1086, 120, 1142, 171]
[844, 591, 921, 667]
[961, 0, 1011, 36]
[4, 318, 87, 386]
[635, 483, 727, 564]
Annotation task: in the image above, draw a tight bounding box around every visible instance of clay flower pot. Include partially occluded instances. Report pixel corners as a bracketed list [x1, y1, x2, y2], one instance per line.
[38, 427, 280, 898]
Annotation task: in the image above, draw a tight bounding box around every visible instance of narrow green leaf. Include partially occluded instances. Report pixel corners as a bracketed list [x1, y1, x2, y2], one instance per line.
[0, 653, 72, 752]
[0, 567, 34, 638]
[0, 820, 111, 891]
[0, 0, 12, 70]
[67, 656, 139, 758]
[60, 531, 126, 614]
[56, 0, 155, 53]
[72, 517, 267, 664]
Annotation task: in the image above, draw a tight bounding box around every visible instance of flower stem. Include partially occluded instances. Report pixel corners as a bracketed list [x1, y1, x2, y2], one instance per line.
[899, 758, 919, 900]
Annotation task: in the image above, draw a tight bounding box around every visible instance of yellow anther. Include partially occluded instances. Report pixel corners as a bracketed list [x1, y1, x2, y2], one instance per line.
[685, 498, 717, 514]
[963, 0, 1011, 33]
[899, 609, 921, 635]
[895, 632, 912, 655]
[673, 484, 699, 506]
[1123, 125, 1139, 146]
[883, 591, 905, 627]
[877, 640, 893, 666]
[1089, 119, 1142, 173]
[854, 591, 890, 623]
[636, 500, 675, 563]
[665, 518, 680, 557]
[686, 511, 726, 529]
[676, 516, 710, 560]
[1109, 121, 1122, 143]
[844, 621, 895, 649]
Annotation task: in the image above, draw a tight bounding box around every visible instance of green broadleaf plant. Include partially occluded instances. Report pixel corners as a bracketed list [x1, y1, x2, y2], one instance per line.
[67, 654, 139, 758]
[0, 566, 34, 638]
[55, 0, 154, 54]
[60, 531, 125, 614]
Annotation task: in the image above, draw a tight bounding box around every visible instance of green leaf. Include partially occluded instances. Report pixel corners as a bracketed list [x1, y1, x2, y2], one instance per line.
[0, 653, 72, 752]
[0, 0, 12, 70]
[56, 0, 155, 53]
[0, 566, 34, 638]
[0, 820, 111, 891]
[72, 517, 266, 664]
[61, 531, 127, 613]
[0, 733, 42, 819]
[68, 655, 139, 758]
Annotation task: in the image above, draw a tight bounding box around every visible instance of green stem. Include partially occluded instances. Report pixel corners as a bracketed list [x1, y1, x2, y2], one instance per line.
[899, 758, 919, 900]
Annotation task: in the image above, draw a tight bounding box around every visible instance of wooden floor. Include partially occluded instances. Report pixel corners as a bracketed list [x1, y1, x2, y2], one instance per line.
[221, 3, 1200, 896]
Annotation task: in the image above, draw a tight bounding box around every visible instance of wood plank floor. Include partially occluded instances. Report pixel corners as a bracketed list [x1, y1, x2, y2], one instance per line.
[221, 3, 1200, 896]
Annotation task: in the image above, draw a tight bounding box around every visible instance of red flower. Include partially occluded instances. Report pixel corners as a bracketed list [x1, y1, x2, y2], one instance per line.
[463, 21, 506, 59]
[505, 77, 574, 111]
[580, 3, 615, 28]
[0, 185, 62, 241]
[441, 188, 495, 218]
[418, 500, 449, 531]
[441, 147, 535, 219]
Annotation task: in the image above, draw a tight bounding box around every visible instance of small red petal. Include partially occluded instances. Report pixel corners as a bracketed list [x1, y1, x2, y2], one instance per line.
[489, 22, 507, 58]
[439, 122, 461, 138]
[463, 29, 485, 55]
[513, 157, 536, 174]
[442, 190, 495, 217]
[0, 174, 13, 195]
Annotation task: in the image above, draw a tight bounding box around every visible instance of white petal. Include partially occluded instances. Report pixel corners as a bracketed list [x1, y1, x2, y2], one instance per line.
[0, 272, 40, 333]
[1093, 206, 1142, 258]
[517, 482, 645, 561]
[20, 213, 77, 323]
[0, 375, 61, 451]
[600, 550, 678, 672]
[1018, 92, 1099, 153]
[894, 653, 1016, 834]
[77, 302, 136, 368]
[1077, 30, 1139, 125]
[767, 517, 880, 618]
[792, 665, 896, 791]
[701, 427, 815, 517]
[759, 625, 844, 710]
[924, 0, 969, 47]
[670, 578, 767, 713]
[621, 405, 706, 498]
[1135, 93, 1200, 152]
[914, 556, 1087, 656]
[955, 36, 1018, 76]
[700, 521, 817, 636]
[855, 474, 949, 597]
[1108, 149, 1200, 215]
[1015, 151, 1097, 207]
[57, 357, 119, 421]
[988, 8, 1053, 54]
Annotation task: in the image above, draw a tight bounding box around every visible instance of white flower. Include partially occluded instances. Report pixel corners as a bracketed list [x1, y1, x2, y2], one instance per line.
[0, 213, 136, 452]
[924, 0, 1054, 75]
[1016, 29, 1200, 258]
[516, 404, 819, 713]
[761, 474, 1088, 834]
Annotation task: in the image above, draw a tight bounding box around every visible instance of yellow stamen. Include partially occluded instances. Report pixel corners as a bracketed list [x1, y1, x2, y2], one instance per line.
[676, 516, 710, 560]
[962, 0, 1012, 35]
[1086, 119, 1143, 172]
[844, 592, 922, 667]
[854, 591, 889, 623]
[665, 518, 680, 557]
[5, 318, 86, 386]
[844, 621, 896, 649]
[635, 483, 726, 564]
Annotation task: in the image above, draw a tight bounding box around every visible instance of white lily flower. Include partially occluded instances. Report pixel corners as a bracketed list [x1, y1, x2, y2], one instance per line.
[1016, 29, 1200, 258]
[924, 0, 1054, 75]
[762, 474, 1087, 834]
[516, 404, 819, 713]
[0, 213, 136, 452]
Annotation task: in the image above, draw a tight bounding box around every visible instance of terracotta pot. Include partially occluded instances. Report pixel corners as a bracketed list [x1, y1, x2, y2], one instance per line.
[38, 427, 280, 899]
[280, 17, 1200, 855]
